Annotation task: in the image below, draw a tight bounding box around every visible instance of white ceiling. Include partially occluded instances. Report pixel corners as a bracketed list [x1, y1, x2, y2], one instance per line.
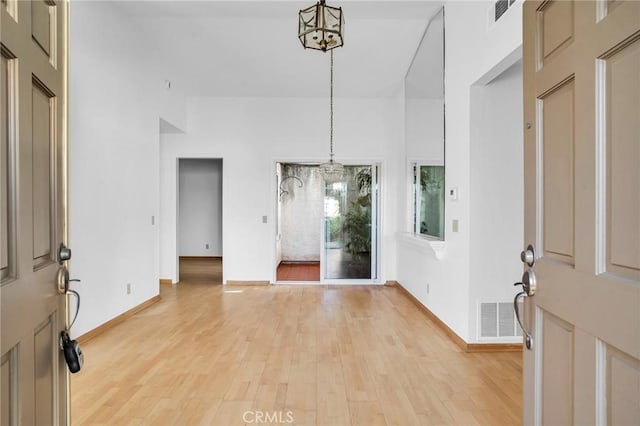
[114, 1, 444, 98]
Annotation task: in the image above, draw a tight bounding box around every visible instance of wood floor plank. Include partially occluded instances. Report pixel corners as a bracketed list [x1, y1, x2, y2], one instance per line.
[71, 258, 522, 425]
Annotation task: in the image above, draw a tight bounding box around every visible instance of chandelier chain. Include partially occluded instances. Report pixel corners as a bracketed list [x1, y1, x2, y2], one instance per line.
[330, 49, 334, 160]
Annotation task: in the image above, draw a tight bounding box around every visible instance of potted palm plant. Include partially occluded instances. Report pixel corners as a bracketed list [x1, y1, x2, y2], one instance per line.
[343, 168, 372, 261]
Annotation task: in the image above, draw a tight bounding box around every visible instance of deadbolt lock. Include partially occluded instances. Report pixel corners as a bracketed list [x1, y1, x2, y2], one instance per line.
[58, 243, 72, 264]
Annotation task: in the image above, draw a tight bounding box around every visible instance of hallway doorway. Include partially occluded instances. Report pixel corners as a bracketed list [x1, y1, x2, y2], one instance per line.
[177, 159, 223, 283]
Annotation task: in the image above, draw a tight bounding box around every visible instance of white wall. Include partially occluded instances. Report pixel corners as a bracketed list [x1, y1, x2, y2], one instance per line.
[178, 159, 223, 257]
[160, 97, 402, 284]
[469, 60, 524, 343]
[69, 1, 185, 338]
[397, 0, 523, 342]
[406, 98, 445, 162]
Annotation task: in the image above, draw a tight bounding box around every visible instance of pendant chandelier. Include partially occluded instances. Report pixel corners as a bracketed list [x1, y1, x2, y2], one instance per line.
[298, 0, 345, 183]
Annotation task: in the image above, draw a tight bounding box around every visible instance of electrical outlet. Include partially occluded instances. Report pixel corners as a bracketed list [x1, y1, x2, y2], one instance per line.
[205, 243, 209, 249]
[126, 283, 131, 295]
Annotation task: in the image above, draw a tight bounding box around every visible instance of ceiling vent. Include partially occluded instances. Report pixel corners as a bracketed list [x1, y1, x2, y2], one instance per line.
[488, 0, 518, 30]
[495, 0, 509, 21]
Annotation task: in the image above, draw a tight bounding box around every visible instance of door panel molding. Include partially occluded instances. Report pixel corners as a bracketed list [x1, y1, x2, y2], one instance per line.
[1, 344, 20, 426]
[31, 0, 58, 68]
[3, 0, 18, 22]
[31, 77, 57, 268]
[595, 338, 607, 425]
[537, 76, 576, 264]
[33, 313, 56, 425]
[606, 345, 640, 424]
[1, 48, 18, 283]
[536, 0, 574, 68]
[603, 33, 640, 280]
[541, 310, 574, 425]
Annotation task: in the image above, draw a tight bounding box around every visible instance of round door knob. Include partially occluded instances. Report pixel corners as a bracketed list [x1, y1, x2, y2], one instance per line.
[520, 244, 535, 266]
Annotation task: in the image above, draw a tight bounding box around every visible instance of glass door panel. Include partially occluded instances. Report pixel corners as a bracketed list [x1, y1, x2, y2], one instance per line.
[323, 165, 375, 280]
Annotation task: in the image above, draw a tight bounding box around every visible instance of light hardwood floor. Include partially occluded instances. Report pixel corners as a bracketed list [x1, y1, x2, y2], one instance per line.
[72, 259, 522, 425]
[178, 257, 223, 284]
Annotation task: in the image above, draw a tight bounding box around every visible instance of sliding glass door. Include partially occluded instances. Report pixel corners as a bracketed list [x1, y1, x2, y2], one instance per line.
[321, 165, 378, 281]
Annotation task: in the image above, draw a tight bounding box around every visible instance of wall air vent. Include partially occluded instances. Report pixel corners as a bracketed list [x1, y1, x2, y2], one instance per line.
[488, 0, 519, 30]
[479, 301, 523, 339]
[495, 0, 509, 22]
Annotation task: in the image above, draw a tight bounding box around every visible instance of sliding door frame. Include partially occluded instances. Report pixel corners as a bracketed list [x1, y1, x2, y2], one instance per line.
[271, 158, 383, 285]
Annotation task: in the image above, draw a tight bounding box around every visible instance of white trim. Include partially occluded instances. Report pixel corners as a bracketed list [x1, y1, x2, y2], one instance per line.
[405, 161, 415, 233]
[535, 99, 544, 257]
[175, 158, 181, 283]
[371, 164, 380, 281]
[534, 305, 543, 426]
[397, 232, 445, 259]
[595, 338, 607, 426]
[414, 164, 421, 234]
[596, 0, 607, 23]
[271, 162, 279, 284]
[320, 193, 327, 282]
[594, 60, 607, 275]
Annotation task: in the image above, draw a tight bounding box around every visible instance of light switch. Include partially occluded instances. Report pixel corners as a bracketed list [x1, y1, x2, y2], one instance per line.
[452, 219, 459, 233]
[262, 215, 268, 224]
[449, 187, 458, 201]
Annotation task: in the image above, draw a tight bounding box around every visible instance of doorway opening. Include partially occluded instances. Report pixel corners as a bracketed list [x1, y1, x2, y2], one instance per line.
[275, 162, 379, 283]
[468, 58, 524, 341]
[177, 158, 223, 284]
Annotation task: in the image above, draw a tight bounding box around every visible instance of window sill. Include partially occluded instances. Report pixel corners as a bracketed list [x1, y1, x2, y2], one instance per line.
[397, 232, 445, 259]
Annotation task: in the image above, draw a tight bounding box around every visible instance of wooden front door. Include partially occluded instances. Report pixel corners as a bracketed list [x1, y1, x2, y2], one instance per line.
[1, 1, 69, 424]
[522, 0, 639, 424]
